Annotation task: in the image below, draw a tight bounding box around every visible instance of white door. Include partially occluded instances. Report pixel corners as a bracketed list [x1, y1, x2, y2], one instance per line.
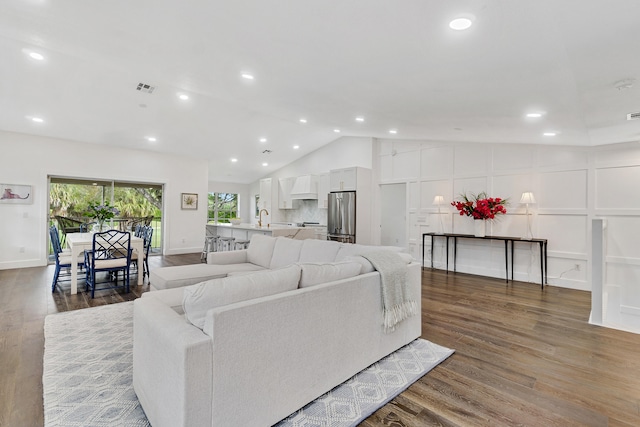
[380, 183, 406, 247]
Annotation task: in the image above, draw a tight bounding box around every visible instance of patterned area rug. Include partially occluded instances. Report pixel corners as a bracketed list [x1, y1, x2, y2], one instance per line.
[43, 302, 454, 427]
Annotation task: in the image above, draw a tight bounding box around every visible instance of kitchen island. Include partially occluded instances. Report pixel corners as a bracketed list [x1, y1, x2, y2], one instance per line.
[206, 222, 317, 241]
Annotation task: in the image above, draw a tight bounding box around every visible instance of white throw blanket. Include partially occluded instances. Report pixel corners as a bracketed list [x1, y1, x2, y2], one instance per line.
[361, 251, 417, 332]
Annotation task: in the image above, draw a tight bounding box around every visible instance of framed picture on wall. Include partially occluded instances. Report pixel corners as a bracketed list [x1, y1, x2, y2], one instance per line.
[181, 193, 198, 210]
[0, 184, 33, 204]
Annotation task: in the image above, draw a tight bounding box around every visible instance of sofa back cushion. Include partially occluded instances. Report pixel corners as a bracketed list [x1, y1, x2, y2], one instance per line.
[246, 233, 277, 268]
[298, 262, 363, 288]
[346, 252, 414, 274]
[269, 237, 304, 269]
[183, 264, 301, 329]
[298, 239, 341, 263]
[334, 243, 404, 261]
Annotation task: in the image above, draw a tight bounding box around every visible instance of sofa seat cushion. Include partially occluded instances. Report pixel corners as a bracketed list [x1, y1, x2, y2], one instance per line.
[298, 239, 341, 263]
[270, 237, 304, 269]
[246, 234, 277, 268]
[150, 263, 266, 291]
[182, 264, 302, 329]
[298, 262, 363, 288]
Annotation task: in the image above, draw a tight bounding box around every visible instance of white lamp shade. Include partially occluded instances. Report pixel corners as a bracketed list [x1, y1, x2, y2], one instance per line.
[433, 195, 445, 206]
[520, 192, 536, 204]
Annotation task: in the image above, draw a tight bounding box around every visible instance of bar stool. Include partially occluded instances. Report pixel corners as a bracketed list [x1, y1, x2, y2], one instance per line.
[201, 235, 219, 262]
[234, 239, 250, 250]
[217, 236, 236, 252]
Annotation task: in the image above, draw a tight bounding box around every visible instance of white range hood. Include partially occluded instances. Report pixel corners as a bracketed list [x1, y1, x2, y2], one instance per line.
[290, 175, 318, 199]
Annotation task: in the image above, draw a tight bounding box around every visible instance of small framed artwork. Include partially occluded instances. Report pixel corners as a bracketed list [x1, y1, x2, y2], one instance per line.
[181, 193, 198, 210]
[0, 184, 33, 204]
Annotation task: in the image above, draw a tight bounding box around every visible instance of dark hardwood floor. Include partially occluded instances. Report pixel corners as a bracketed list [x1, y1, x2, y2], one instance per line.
[1, 257, 639, 426]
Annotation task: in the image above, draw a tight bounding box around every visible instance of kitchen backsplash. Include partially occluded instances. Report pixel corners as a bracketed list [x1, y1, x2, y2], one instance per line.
[283, 200, 327, 224]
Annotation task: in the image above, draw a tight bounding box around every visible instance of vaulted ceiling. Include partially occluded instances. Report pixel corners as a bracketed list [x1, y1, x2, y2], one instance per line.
[2, 0, 639, 183]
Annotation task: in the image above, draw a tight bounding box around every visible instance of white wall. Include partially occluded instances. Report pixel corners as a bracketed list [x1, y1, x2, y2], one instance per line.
[376, 138, 640, 334]
[0, 131, 209, 269]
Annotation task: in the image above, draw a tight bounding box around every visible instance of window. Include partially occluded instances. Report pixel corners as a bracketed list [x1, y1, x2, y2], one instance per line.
[208, 193, 238, 223]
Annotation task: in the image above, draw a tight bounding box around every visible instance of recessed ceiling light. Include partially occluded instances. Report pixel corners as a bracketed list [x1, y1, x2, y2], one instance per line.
[293, 145, 300, 149]
[29, 52, 44, 61]
[31, 117, 44, 123]
[543, 132, 557, 137]
[449, 17, 473, 30]
[299, 118, 307, 124]
[241, 73, 254, 80]
[231, 158, 238, 162]
[177, 93, 189, 100]
[389, 129, 398, 134]
[526, 112, 543, 118]
[262, 162, 268, 167]
[334, 129, 341, 133]
[355, 117, 365, 122]
[146, 136, 157, 142]
[259, 137, 267, 143]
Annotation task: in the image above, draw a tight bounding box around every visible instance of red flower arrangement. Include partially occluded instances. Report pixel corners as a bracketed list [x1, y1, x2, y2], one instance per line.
[451, 192, 508, 220]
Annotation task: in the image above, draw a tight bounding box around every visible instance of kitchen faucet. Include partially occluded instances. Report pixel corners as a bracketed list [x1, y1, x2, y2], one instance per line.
[258, 208, 269, 227]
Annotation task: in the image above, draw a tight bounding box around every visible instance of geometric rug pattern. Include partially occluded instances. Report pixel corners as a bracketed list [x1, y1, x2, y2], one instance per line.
[275, 338, 454, 427]
[43, 301, 453, 427]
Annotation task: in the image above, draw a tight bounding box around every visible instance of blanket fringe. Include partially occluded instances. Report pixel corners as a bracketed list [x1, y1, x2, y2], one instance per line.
[383, 300, 417, 333]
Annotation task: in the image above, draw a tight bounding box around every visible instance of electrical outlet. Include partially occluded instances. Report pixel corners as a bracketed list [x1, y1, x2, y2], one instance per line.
[575, 263, 580, 271]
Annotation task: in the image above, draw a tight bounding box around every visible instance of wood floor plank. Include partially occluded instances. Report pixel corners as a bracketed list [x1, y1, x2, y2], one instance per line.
[2, 258, 640, 426]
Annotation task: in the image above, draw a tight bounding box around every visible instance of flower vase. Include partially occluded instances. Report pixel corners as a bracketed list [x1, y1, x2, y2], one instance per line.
[474, 219, 486, 237]
[93, 221, 105, 233]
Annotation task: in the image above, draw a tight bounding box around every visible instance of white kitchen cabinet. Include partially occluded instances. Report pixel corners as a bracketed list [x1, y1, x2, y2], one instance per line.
[278, 177, 296, 209]
[317, 173, 329, 209]
[329, 167, 358, 191]
[259, 178, 272, 211]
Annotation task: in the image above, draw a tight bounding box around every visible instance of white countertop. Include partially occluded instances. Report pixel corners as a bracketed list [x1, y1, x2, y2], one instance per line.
[206, 222, 302, 231]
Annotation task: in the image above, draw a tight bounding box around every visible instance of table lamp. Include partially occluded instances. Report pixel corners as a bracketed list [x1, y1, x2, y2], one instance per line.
[520, 192, 536, 240]
[433, 195, 445, 234]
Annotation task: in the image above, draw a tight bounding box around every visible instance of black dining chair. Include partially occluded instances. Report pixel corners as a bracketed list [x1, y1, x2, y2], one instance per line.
[84, 230, 132, 298]
[131, 225, 153, 278]
[49, 225, 84, 292]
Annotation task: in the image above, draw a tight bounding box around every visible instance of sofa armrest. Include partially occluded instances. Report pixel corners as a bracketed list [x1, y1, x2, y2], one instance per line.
[133, 297, 212, 427]
[207, 249, 248, 265]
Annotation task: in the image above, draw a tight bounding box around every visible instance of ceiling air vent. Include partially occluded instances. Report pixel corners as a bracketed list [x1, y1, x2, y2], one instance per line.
[136, 82, 156, 94]
[627, 112, 640, 121]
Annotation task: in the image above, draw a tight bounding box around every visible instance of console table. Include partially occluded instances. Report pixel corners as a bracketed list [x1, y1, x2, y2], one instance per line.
[422, 232, 547, 288]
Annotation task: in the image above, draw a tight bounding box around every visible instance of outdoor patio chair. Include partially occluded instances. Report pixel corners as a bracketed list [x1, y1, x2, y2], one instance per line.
[55, 215, 86, 246]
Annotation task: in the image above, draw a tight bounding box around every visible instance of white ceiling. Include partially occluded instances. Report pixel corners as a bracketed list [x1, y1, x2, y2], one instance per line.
[2, 0, 640, 183]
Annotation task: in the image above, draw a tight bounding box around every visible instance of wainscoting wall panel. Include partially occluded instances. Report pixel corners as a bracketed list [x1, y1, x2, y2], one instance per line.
[376, 138, 640, 334]
[595, 166, 640, 210]
[454, 145, 489, 177]
[420, 180, 450, 211]
[421, 146, 453, 179]
[539, 169, 588, 209]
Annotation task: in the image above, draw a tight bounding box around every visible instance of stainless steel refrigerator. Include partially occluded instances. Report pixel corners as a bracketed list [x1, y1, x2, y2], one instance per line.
[327, 191, 356, 243]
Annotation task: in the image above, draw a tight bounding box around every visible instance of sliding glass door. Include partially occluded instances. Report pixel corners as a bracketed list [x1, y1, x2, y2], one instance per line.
[48, 176, 163, 257]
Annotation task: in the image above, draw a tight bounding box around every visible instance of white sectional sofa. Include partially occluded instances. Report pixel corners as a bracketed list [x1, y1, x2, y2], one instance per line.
[149, 233, 408, 291]
[133, 234, 422, 427]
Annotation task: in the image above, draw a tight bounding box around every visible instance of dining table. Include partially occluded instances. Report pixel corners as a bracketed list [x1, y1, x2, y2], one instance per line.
[65, 232, 144, 295]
